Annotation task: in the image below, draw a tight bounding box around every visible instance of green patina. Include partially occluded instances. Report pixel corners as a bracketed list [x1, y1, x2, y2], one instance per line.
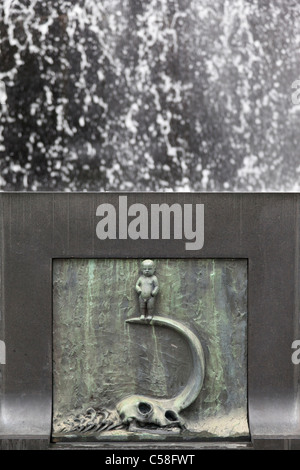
[52, 258, 248, 439]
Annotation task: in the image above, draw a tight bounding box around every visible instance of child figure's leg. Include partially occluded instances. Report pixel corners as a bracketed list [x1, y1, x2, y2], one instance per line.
[146, 296, 155, 319]
[139, 297, 147, 318]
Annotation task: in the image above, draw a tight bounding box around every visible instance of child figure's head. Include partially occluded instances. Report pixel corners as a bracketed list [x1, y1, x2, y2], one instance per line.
[141, 259, 155, 277]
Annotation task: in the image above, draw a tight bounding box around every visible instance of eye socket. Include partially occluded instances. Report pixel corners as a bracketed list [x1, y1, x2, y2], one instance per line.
[138, 402, 153, 416]
[165, 410, 178, 422]
[86, 408, 95, 417]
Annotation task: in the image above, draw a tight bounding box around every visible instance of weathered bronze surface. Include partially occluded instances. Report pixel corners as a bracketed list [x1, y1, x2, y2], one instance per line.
[52, 258, 248, 441]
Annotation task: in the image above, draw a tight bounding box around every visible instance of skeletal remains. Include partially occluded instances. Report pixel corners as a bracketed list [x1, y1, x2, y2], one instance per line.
[54, 315, 205, 435]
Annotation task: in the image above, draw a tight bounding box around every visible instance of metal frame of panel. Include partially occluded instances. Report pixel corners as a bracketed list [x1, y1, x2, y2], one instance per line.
[0, 192, 299, 450]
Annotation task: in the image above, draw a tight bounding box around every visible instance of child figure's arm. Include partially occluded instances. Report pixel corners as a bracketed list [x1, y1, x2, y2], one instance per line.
[151, 276, 159, 297]
[136, 277, 142, 295]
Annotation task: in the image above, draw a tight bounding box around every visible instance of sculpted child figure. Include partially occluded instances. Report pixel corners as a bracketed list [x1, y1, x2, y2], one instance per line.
[136, 260, 159, 320]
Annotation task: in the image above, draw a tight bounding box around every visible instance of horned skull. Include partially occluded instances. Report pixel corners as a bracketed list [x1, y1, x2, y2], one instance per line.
[116, 316, 205, 430]
[116, 395, 183, 428]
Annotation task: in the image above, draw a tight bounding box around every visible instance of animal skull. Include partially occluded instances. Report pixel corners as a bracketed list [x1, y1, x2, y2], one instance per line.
[116, 395, 183, 428]
[116, 315, 205, 431]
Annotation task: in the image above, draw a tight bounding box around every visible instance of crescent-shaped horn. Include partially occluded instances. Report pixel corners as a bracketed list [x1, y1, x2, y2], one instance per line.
[126, 315, 205, 412]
